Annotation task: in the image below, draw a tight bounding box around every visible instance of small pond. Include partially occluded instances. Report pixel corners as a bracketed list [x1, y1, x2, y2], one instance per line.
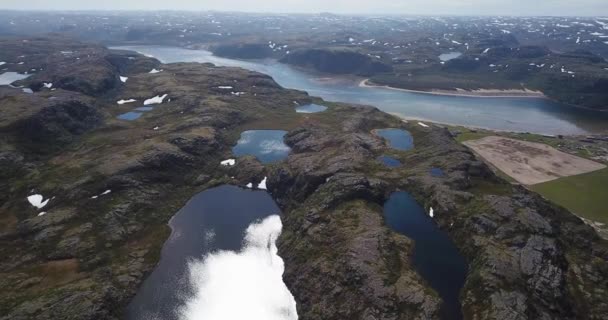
[378, 155, 402, 167]
[117, 111, 143, 121]
[439, 52, 463, 61]
[295, 103, 327, 113]
[375, 129, 414, 151]
[134, 106, 154, 112]
[383, 191, 467, 320]
[0, 72, 30, 85]
[126, 185, 297, 320]
[232, 130, 290, 164]
[431, 167, 445, 177]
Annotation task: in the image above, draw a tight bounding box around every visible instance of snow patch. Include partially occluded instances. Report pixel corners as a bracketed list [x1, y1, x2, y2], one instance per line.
[43, 82, 53, 89]
[429, 207, 434, 218]
[220, 159, 236, 166]
[120, 76, 128, 83]
[257, 177, 267, 190]
[149, 68, 162, 74]
[144, 94, 168, 105]
[117, 99, 136, 105]
[27, 194, 49, 209]
[418, 122, 429, 128]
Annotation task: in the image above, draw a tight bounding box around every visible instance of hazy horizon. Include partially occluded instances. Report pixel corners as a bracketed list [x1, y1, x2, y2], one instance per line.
[1, 0, 608, 17]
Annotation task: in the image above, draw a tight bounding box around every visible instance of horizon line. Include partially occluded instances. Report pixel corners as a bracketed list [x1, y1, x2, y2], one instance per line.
[0, 9, 607, 18]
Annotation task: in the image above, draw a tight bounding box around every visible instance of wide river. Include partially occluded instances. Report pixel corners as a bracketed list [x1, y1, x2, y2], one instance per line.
[113, 45, 608, 135]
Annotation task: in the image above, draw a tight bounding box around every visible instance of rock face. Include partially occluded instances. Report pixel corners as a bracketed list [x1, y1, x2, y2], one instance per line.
[280, 48, 393, 76]
[270, 116, 608, 319]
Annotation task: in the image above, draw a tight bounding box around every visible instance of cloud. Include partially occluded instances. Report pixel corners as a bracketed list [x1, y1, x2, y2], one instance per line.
[178, 215, 298, 320]
[1, 0, 607, 15]
[259, 140, 290, 155]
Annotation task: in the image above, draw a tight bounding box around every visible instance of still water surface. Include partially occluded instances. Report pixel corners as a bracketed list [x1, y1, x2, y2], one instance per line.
[126, 185, 284, 320]
[384, 191, 468, 320]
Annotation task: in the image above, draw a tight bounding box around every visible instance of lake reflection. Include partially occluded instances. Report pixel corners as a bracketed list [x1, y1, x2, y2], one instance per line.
[233, 130, 290, 164]
[126, 185, 284, 320]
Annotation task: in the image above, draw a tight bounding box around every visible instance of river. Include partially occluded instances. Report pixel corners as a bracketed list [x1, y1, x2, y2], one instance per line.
[113, 45, 608, 135]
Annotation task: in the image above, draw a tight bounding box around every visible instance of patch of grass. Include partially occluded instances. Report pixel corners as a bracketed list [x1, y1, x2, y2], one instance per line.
[455, 130, 492, 143]
[530, 167, 608, 224]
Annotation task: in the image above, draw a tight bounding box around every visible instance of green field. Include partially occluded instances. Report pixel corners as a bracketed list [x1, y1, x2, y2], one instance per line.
[530, 168, 608, 224]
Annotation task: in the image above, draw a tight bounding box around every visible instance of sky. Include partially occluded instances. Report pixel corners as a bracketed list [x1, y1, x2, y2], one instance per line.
[0, 0, 607, 16]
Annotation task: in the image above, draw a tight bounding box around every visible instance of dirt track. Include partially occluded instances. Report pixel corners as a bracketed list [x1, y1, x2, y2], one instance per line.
[464, 136, 606, 185]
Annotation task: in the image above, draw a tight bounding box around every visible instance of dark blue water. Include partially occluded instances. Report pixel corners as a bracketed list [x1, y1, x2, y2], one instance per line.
[431, 167, 445, 177]
[232, 130, 290, 164]
[378, 155, 402, 167]
[111, 45, 608, 135]
[126, 185, 282, 320]
[117, 111, 143, 120]
[375, 129, 414, 151]
[383, 192, 468, 320]
[295, 103, 327, 113]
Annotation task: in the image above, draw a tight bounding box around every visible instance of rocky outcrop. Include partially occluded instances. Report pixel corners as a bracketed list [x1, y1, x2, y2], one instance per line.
[1, 37, 607, 320]
[280, 48, 393, 76]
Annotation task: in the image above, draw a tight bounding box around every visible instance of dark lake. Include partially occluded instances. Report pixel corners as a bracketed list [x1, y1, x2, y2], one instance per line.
[383, 191, 468, 320]
[126, 185, 290, 320]
[232, 130, 290, 164]
[112, 45, 608, 135]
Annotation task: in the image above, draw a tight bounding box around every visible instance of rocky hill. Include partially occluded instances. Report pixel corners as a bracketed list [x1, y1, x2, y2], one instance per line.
[280, 48, 393, 76]
[0, 37, 607, 320]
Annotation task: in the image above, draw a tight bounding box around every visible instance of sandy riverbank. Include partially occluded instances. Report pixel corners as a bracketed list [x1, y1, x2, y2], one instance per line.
[359, 79, 546, 98]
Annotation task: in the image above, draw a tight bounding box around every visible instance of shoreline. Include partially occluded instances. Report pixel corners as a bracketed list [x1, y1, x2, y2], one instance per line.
[359, 79, 547, 99]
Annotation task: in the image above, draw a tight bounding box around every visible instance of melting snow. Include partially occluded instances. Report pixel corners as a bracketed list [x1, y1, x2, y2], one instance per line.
[144, 94, 168, 105]
[117, 99, 136, 105]
[220, 159, 236, 166]
[149, 68, 162, 74]
[38, 212, 47, 217]
[418, 122, 429, 128]
[27, 194, 49, 209]
[257, 177, 268, 190]
[246, 182, 253, 188]
[43, 82, 53, 89]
